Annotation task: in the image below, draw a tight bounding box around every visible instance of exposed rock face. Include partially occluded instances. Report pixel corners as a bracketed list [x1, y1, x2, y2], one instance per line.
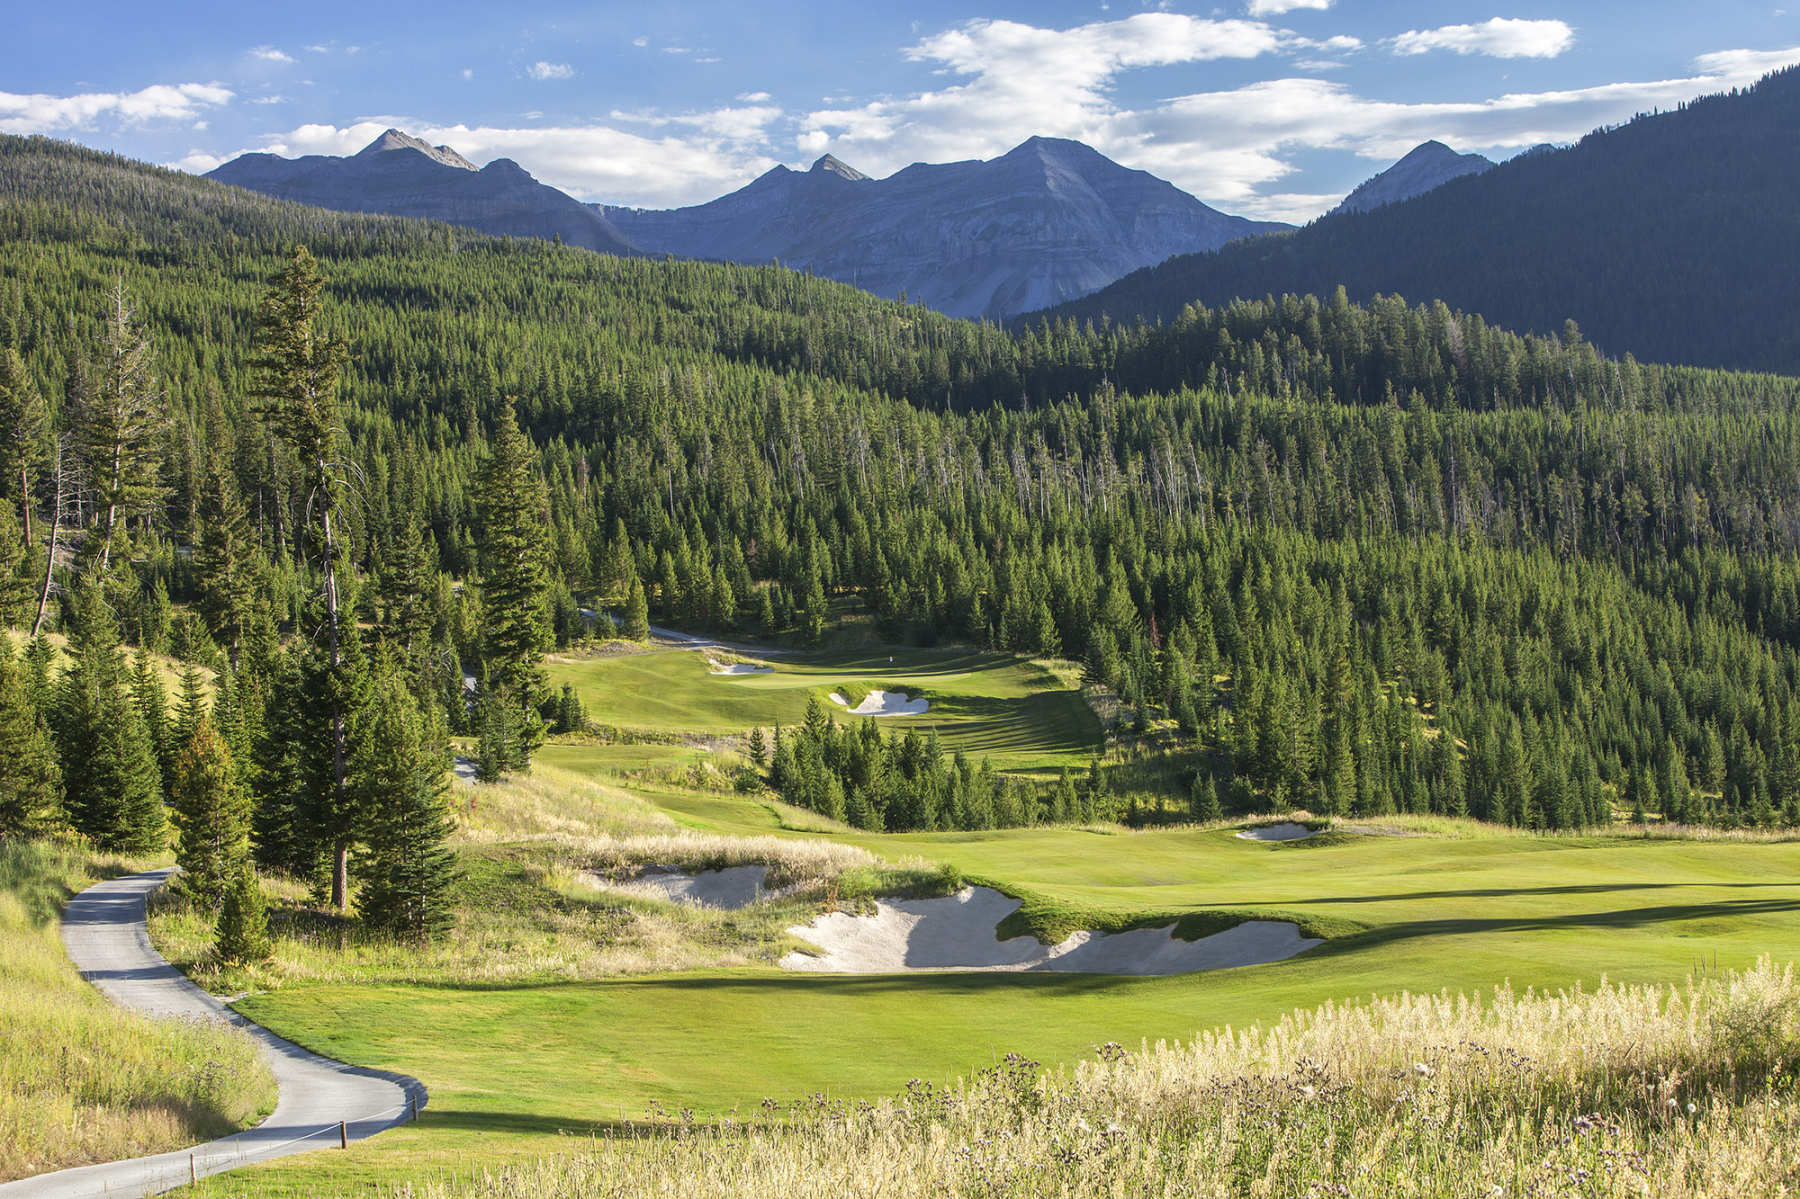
[208, 129, 633, 254]
[604, 137, 1284, 320]
[1333, 141, 1495, 215]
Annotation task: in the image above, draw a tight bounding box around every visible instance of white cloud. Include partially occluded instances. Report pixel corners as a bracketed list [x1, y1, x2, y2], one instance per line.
[223, 117, 782, 207]
[632, 36, 649, 48]
[0, 82, 233, 135]
[248, 95, 288, 105]
[250, 46, 295, 63]
[1247, 0, 1331, 14]
[1693, 45, 1800, 76]
[462, 68, 474, 80]
[611, 104, 782, 144]
[172, 149, 225, 173]
[526, 61, 575, 81]
[1392, 18, 1575, 59]
[737, 90, 772, 102]
[304, 44, 329, 54]
[801, 14, 1282, 171]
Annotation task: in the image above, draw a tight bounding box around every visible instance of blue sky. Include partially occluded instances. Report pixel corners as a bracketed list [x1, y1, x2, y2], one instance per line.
[4, 1, 1798, 220]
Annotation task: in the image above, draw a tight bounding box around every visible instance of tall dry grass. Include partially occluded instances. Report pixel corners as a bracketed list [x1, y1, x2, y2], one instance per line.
[399, 959, 1800, 1198]
[148, 764, 908, 988]
[0, 840, 274, 1182]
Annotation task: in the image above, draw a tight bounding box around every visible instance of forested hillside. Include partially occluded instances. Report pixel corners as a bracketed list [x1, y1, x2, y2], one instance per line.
[4, 130, 1800, 891]
[1036, 66, 1800, 375]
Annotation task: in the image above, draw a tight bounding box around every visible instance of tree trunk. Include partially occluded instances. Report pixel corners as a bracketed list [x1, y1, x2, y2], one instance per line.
[31, 444, 63, 639]
[18, 465, 30, 547]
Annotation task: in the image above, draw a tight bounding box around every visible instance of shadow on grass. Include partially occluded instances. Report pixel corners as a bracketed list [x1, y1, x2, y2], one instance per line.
[1313, 894, 1800, 958]
[1311, 880, 1800, 905]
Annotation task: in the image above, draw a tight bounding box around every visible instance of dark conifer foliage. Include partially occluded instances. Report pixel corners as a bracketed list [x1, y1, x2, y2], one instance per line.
[473, 400, 553, 771]
[353, 668, 456, 941]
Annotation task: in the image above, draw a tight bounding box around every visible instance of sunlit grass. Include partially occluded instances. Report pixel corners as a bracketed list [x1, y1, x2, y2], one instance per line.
[0, 839, 274, 1182]
[397, 960, 1800, 1198]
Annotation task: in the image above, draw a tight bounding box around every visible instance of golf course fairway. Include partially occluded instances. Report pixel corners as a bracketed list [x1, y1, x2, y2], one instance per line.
[192, 795, 1800, 1195]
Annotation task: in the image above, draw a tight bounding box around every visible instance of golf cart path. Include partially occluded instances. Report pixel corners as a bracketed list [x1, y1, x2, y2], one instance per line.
[0, 869, 424, 1199]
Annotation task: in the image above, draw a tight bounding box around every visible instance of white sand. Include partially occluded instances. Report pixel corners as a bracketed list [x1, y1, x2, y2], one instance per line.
[781, 886, 1321, 976]
[588, 865, 772, 910]
[711, 662, 773, 675]
[1236, 822, 1320, 842]
[828, 689, 930, 716]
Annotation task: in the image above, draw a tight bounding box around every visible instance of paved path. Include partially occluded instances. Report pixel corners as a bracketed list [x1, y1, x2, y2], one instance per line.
[0, 870, 424, 1198]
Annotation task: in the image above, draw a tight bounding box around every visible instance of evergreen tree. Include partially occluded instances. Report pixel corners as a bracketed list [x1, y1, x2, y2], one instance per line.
[355, 673, 457, 942]
[623, 575, 651, 642]
[55, 594, 165, 853]
[0, 346, 48, 550]
[215, 864, 271, 964]
[747, 725, 767, 770]
[77, 280, 167, 576]
[473, 400, 553, 769]
[474, 689, 514, 782]
[252, 246, 354, 910]
[170, 717, 251, 904]
[193, 464, 259, 664]
[1189, 771, 1222, 822]
[0, 638, 61, 838]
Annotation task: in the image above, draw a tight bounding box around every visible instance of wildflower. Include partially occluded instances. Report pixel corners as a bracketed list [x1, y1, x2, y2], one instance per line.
[1414, 1062, 1436, 1078]
[1685, 1102, 1697, 1114]
[1299, 1084, 1317, 1100]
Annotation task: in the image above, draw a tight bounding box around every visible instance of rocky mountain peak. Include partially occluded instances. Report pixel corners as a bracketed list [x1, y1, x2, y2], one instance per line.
[809, 154, 868, 182]
[355, 128, 477, 171]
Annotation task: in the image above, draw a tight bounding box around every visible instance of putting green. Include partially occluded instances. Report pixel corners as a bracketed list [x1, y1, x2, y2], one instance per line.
[199, 790, 1800, 1195]
[546, 646, 1101, 771]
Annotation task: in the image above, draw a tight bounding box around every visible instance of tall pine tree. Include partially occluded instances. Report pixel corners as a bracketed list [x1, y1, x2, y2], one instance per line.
[473, 400, 552, 771]
[251, 246, 356, 911]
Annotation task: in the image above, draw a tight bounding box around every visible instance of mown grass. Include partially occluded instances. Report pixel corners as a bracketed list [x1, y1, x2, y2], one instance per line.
[544, 646, 1101, 770]
[393, 959, 1800, 1198]
[0, 839, 274, 1182]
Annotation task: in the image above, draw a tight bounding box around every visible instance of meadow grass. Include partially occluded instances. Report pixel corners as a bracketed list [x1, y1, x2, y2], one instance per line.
[544, 645, 1102, 770]
[391, 959, 1800, 1198]
[147, 765, 922, 992]
[0, 839, 274, 1182]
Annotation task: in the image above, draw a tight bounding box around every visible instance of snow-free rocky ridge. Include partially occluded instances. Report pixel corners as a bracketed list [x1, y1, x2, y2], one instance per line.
[0, 870, 423, 1199]
[604, 137, 1286, 319]
[208, 129, 633, 255]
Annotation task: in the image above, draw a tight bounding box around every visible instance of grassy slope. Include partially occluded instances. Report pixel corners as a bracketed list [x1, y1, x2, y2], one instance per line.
[0, 841, 274, 1182]
[546, 646, 1102, 771]
[194, 777, 1800, 1195]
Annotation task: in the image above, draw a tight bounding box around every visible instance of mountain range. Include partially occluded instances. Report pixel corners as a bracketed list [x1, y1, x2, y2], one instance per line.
[602, 137, 1285, 319]
[207, 131, 1299, 319]
[1039, 67, 1800, 373]
[208, 128, 634, 255]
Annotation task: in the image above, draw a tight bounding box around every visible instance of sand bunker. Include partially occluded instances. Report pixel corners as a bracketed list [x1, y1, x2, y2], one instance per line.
[1237, 822, 1321, 842]
[829, 689, 930, 716]
[711, 662, 773, 675]
[590, 865, 772, 910]
[781, 886, 1320, 976]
